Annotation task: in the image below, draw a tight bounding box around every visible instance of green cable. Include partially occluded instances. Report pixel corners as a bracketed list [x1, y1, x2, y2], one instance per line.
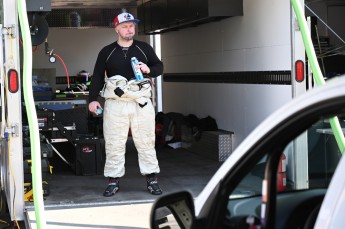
[17, 0, 47, 227]
[291, 0, 345, 154]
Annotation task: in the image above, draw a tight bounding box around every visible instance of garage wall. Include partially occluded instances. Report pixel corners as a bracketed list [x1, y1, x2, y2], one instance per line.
[32, 28, 115, 78]
[160, 0, 292, 148]
[30, 27, 148, 90]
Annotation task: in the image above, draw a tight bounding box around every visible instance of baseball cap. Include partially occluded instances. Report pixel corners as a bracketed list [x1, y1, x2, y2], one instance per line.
[114, 12, 140, 27]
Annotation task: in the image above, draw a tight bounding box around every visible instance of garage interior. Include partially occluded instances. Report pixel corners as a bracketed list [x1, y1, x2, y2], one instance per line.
[22, 0, 345, 210]
[22, 0, 236, 210]
[23, 91, 226, 208]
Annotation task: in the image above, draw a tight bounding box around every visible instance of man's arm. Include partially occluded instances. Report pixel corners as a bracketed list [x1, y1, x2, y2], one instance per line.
[89, 49, 107, 102]
[143, 43, 164, 78]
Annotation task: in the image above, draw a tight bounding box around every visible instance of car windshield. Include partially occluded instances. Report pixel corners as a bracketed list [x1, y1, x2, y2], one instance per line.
[230, 117, 345, 199]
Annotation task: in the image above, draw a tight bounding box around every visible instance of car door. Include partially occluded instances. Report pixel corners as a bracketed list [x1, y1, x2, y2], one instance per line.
[150, 76, 345, 229]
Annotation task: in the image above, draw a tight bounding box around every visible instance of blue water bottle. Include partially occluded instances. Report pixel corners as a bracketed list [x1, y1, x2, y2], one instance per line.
[131, 57, 144, 81]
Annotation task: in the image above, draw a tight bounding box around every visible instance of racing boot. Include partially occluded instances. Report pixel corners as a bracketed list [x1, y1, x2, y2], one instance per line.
[146, 173, 163, 195]
[103, 177, 120, 197]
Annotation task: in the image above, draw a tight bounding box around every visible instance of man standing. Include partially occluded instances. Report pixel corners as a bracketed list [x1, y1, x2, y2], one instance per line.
[88, 11, 163, 197]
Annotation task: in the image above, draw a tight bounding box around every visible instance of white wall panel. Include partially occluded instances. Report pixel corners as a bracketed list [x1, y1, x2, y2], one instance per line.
[162, 82, 291, 147]
[243, 44, 291, 71]
[161, 0, 293, 149]
[31, 28, 148, 77]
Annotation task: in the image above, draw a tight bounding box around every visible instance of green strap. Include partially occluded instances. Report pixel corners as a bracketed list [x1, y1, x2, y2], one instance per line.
[291, 0, 345, 154]
[17, 0, 47, 227]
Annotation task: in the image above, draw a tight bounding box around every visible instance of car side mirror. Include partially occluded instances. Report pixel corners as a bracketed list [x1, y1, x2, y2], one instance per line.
[150, 191, 195, 229]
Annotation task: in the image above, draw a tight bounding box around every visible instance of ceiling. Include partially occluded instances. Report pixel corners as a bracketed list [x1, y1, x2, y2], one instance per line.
[47, 0, 345, 10]
[26, 0, 140, 29]
[51, 0, 137, 9]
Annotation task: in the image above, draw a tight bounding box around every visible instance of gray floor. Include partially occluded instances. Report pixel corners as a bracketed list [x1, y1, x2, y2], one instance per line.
[25, 138, 223, 210]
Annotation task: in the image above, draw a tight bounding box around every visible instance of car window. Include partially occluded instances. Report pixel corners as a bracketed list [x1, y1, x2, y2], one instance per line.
[226, 116, 344, 228]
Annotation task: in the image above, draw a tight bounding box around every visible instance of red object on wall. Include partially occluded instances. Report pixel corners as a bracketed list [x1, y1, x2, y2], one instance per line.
[277, 153, 287, 192]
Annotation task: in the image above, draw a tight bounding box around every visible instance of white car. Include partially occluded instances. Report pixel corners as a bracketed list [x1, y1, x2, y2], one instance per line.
[149, 76, 345, 229]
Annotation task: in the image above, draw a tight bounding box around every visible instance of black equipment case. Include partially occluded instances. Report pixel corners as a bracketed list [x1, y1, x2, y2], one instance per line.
[74, 137, 103, 176]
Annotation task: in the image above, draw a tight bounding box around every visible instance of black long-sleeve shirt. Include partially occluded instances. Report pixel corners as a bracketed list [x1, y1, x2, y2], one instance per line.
[88, 39, 163, 102]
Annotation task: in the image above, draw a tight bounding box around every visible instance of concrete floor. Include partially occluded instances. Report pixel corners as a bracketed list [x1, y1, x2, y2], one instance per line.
[25, 137, 223, 228]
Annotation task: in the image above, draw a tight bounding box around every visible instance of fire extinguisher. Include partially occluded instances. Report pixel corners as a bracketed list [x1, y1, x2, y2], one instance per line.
[277, 153, 287, 192]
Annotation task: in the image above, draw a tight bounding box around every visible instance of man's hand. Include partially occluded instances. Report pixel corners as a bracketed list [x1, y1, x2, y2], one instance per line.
[138, 62, 150, 74]
[89, 101, 102, 115]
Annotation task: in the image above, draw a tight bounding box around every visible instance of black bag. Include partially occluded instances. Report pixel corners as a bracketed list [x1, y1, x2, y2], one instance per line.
[198, 116, 218, 131]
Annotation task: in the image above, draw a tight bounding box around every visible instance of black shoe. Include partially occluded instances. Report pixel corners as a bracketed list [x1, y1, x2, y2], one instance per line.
[146, 174, 163, 195]
[103, 177, 119, 197]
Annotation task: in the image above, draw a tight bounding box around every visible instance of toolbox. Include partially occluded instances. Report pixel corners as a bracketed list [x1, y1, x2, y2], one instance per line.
[36, 109, 54, 131]
[187, 130, 234, 162]
[74, 137, 103, 175]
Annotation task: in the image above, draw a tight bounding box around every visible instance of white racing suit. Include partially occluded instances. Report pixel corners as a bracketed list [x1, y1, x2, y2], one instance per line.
[101, 75, 160, 178]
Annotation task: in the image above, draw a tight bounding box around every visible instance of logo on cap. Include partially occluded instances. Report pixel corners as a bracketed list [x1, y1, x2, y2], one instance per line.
[124, 14, 133, 20]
